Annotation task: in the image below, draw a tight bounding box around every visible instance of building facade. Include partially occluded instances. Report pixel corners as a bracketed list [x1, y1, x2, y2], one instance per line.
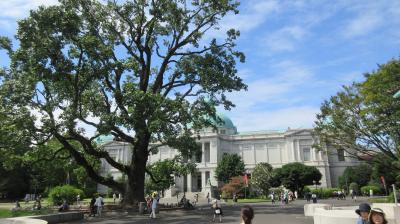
[97, 113, 360, 196]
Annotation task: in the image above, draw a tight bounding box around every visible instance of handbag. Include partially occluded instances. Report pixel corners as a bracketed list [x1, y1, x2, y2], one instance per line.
[215, 208, 221, 214]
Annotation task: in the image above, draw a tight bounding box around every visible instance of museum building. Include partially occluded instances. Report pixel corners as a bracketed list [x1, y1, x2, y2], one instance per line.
[97, 113, 360, 196]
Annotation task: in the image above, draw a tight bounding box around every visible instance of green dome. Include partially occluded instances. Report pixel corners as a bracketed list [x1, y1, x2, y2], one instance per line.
[95, 134, 114, 144]
[214, 112, 235, 129]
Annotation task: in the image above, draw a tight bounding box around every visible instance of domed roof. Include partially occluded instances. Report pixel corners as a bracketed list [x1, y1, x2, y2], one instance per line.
[95, 134, 114, 144]
[214, 112, 235, 129]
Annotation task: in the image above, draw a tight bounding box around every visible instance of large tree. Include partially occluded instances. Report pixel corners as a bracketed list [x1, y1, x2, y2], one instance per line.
[338, 163, 372, 189]
[314, 59, 400, 172]
[272, 162, 322, 193]
[251, 162, 273, 197]
[215, 153, 245, 183]
[0, 0, 246, 205]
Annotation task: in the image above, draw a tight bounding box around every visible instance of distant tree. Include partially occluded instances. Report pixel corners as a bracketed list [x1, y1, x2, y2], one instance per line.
[145, 156, 196, 193]
[275, 162, 322, 193]
[269, 168, 283, 188]
[349, 182, 359, 194]
[215, 153, 245, 183]
[314, 59, 400, 174]
[251, 162, 273, 197]
[221, 176, 244, 199]
[338, 164, 372, 189]
[370, 153, 400, 187]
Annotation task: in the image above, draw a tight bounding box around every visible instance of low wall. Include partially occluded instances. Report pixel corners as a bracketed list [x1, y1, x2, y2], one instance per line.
[2, 217, 48, 224]
[312, 203, 400, 224]
[313, 208, 358, 224]
[1, 212, 84, 224]
[304, 203, 332, 217]
[35, 212, 84, 224]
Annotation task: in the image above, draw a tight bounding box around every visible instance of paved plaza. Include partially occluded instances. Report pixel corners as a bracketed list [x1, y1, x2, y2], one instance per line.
[67, 198, 369, 224]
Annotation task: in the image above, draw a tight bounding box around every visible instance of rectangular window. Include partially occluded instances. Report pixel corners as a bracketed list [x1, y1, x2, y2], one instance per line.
[303, 148, 311, 161]
[337, 149, 345, 161]
[204, 142, 210, 163]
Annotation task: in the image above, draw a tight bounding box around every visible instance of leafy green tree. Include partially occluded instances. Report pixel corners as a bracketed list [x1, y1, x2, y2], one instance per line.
[215, 153, 245, 183]
[0, 0, 245, 204]
[251, 162, 273, 197]
[314, 59, 400, 173]
[275, 162, 322, 193]
[145, 156, 196, 193]
[338, 164, 372, 189]
[370, 153, 400, 187]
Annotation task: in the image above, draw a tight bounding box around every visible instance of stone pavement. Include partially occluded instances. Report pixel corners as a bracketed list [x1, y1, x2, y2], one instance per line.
[67, 198, 369, 224]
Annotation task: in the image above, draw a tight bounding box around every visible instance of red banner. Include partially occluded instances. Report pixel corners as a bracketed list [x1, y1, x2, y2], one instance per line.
[380, 176, 386, 188]
[243, 174, 249, 186]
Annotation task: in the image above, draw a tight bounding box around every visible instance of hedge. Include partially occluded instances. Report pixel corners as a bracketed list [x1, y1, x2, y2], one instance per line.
[48, 185, 84, 205]
[310, 188, 341, 199]
[360, 185, 382, 196]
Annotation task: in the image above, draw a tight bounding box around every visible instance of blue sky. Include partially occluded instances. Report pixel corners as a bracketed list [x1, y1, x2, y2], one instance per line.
[1, 0, 399, 133]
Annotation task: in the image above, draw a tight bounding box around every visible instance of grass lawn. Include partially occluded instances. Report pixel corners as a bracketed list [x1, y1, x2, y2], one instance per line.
[368, 197, 389, 203]
[0, 208, 53, 219]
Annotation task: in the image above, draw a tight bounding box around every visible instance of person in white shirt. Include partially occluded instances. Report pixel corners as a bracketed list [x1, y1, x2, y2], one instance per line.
[94, 195, 104, 216]
[212, 198, 223, 223]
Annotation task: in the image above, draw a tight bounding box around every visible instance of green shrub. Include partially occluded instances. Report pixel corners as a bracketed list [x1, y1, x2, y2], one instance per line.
[269, 187, 283, 196]
[349, 182, 359, 194]
[311, 188, 340, 199]
[360, 185, 382, 196]
[48, 185, 84, 205]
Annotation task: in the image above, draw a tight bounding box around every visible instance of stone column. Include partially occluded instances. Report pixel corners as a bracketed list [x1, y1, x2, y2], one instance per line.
[201, 142, 205, 165]
[291, 140, 296, 162]
[201, 171, 206, 192]
[296, 140, 302, 161]
[187, 173, 192, 192]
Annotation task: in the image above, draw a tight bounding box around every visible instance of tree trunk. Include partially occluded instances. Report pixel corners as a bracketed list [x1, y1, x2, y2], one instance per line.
[122, 132, 149, 206]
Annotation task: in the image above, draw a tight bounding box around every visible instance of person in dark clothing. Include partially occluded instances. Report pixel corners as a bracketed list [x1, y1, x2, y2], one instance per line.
[89, 197, 97, 217]
[240, 205, 254, 224]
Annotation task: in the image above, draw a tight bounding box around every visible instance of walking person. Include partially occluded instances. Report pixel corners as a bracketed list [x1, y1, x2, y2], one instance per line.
[207, 192, 210, 204]
[149, 194, 158, 219]
[113, 193, 117, 204]
[89, 196, 97, 217]
[240, 205, 254, 224]
[270, 192, 275, 204]
[94, 194, 104, 217]
[212, 198, 223, 223]
[369, 208, 388, 224]
[355, 203, 371, 224]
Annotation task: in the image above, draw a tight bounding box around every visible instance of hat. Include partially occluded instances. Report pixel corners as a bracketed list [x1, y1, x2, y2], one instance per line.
[355, 203, 371, 216]
[369, 208, 386, 221]
[370, 208, 384, 214]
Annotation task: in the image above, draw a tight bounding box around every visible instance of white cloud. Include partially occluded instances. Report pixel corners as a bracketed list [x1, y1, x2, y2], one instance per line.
[210, 0, 279, 39]
[230, 106, 319, 132]
[0, 0, 58, 18]
[343, 13, 383, 38]
[228, 60, 313, 109]
[262, 26, 307, 52]
[0, 0, 58, 28]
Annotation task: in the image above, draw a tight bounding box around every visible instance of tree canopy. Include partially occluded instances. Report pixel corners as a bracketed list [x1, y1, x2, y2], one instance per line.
[314, 59, 400, 173]
[145, 156, 196, 193]
[215, 153, 245, 183]
[0, 0, 246, 204]
[250, 162, 273, 197]
[271, 162, 322, 193]
[338, 163, 372, 189]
